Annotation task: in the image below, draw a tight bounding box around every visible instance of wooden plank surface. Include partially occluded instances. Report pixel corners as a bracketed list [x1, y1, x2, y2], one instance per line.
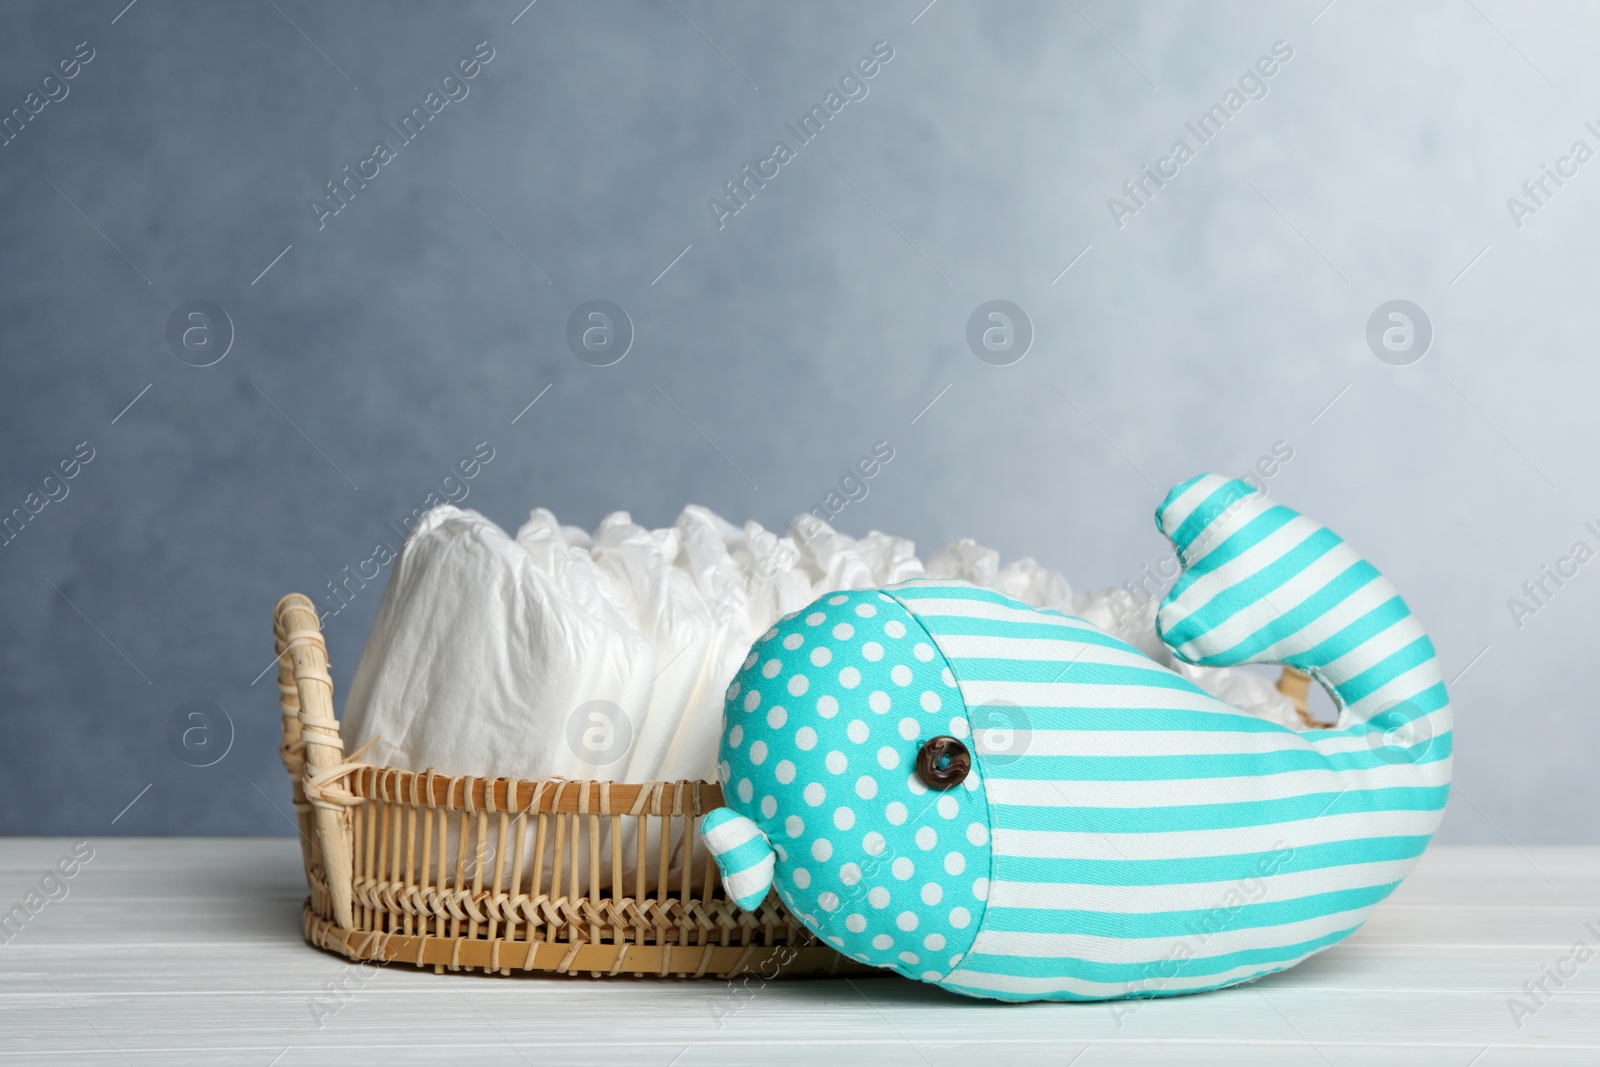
[0, 840, 1594, 1065]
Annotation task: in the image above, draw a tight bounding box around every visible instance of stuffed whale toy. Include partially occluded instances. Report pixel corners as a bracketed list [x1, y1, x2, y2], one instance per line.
[700, 474, 1451, 1001]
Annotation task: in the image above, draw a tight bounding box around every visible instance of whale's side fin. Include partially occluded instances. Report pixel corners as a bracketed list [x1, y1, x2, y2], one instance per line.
[1154, 474, 1447, 734]
[701, 807, 775, 911]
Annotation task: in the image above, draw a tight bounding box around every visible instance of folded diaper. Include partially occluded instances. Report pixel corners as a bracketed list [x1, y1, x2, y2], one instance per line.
[341, 506, 655, 782]
[927, 539, 1074, 614]
[594, 508, 743, 784]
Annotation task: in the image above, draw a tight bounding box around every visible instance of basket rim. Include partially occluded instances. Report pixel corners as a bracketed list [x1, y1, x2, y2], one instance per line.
[342, 766, 727, 816]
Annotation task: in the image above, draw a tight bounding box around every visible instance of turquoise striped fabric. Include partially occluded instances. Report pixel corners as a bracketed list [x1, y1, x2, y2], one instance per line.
[884, 474, 1451, 1001]
[705, 473, 1450, 1002]
[701, 807, 776, 910]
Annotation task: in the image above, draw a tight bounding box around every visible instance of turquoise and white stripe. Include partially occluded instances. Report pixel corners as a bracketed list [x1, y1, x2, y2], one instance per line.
[701, 807, 776, 911]
[706, 473, 1450, 1002]
[1154, 474, 1445, 730]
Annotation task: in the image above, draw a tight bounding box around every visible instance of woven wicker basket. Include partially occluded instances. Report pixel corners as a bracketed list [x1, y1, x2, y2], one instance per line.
[273, 593, 868, 979]
[274, 592, 1319, 979]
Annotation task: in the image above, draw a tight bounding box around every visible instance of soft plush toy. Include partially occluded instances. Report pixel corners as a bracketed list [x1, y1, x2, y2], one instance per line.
[700, 474, 1451, 1001]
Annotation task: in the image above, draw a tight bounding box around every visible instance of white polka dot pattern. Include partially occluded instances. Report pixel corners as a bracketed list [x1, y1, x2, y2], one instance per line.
[719, 587, 990, 985]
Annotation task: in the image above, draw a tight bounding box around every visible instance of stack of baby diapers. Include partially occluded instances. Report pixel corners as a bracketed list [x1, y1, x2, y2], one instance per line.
[342, 504, 1299, 791]
[341, 504, 1299, 891]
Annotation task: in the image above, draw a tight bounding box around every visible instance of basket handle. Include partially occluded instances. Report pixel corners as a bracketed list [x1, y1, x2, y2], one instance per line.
[274, 594, 357, 929]
[274, 608, 303, 779]
[1276, 666, 1326, 729]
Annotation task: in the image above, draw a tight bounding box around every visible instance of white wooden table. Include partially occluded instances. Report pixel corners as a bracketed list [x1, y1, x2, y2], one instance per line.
[0, 840, 1594, 1065]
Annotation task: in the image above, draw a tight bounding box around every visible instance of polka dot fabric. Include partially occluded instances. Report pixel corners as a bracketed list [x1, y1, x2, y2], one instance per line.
[718, 588, 993, 983]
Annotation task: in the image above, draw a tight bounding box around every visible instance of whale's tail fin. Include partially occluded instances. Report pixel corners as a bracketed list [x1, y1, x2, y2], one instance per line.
[1154, 474, 1447, 740]
[701, 807, 776, 911]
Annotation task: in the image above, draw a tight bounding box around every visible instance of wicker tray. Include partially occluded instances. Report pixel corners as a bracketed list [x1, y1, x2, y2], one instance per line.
[273, 593, 868, 979]
[274, 593, 1318, 979]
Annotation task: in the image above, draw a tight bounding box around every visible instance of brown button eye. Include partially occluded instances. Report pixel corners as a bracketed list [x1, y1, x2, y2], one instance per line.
[915, 736, 971, 790]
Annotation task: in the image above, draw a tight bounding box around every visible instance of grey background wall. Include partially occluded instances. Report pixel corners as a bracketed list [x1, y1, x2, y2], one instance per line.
[1, 0, 1593, 843]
